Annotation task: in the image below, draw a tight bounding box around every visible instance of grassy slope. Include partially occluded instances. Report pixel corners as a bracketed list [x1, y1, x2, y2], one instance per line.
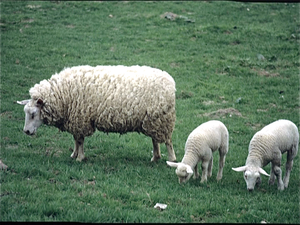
[1, 1, 299, 223]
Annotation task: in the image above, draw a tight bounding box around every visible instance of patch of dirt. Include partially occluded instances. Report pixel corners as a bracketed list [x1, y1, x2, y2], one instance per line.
[66, 24, 75, 28]
[200, 107, 243, 118]
[21, 18, 34, 23]
[170, 62, 180, 68]
[246, 122, 262, 130]
[26, 5, 41, 9]
[257, 103, 277, 112]
[160, 12, 178, 20]
[6, 145, 18, 150]
[252, 68, 279, 77]
[203, 100, 215, 105]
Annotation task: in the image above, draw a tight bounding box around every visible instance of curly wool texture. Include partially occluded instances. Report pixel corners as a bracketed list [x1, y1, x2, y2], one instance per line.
[246, 119, 299, 167]
[29, 65, 176, 141]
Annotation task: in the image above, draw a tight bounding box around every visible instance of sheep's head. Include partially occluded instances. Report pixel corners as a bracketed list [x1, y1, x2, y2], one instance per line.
[17, 99, 43, 135]
[166, 161, 193, 184]
[232, 165, 269, 191]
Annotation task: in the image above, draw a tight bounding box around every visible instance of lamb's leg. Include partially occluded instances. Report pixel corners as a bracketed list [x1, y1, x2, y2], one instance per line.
[283, 149, 295, 188]
[75, 137, 85, 162]
[200, 161, 209, 183]
[151, 138, 161, 162]
[193, 163, 199, 179]
[269, 149, 281, 186]
[165, 139, 176, 162]
[217, 150, 226, 181]
[268, 165, 276, 185]
[273, 165, 284, 191]
[207, 155, 213, 178]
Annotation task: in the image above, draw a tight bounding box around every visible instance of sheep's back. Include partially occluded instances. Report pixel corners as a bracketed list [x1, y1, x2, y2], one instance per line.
[185, 120, 228, 154]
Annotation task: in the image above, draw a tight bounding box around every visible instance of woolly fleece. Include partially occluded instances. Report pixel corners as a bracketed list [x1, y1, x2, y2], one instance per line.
[29, 65, 176, 159]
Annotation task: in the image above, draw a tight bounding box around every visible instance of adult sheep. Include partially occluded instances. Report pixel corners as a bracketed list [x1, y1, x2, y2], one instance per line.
[232, 119, 299, 191]
[17, 65, 177, 162]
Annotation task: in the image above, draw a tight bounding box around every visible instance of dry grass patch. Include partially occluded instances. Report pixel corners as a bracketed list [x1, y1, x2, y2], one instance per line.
[200, 107, 243, 118]
[252, 68, 280, 77]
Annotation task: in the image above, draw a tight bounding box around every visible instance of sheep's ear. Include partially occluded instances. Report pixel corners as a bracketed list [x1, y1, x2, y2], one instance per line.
[258, 168, 270, 177]
[166, 161, 179, 168]
[17, 100, 30, 105]
[186, 165, 193, 174]
[232, 166, 247, 172]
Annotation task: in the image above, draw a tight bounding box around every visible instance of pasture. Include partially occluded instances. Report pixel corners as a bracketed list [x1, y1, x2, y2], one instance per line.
[1, 1, 299, 223]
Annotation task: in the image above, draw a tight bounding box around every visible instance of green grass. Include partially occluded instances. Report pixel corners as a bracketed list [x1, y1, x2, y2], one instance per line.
[1, 1, 299, 223]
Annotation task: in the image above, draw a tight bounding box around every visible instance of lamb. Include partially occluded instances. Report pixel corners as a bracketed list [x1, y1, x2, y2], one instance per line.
[232, 119, 299, 191]
[17, 65, 177, 162]
[167, 120, 229, 184]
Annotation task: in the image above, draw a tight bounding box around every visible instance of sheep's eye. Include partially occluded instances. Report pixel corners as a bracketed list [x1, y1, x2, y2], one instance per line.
[244, 174, 247, 179]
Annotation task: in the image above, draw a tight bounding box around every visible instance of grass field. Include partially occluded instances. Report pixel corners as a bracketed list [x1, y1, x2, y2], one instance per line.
[1, 1, 299, 223]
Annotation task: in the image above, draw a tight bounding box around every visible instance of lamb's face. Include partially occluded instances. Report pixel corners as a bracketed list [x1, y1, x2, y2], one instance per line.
[175, 165, 193, 184]
[243, 169, 261, 191]
[17, 99, 43, 135]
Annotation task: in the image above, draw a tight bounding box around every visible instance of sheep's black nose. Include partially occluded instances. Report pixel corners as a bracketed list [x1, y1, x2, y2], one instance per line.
[248, 188, 253, 192]
[24, 130, 31, 135]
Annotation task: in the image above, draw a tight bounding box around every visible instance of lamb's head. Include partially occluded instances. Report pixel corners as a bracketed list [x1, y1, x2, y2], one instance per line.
[232, 165, 270, 191]
[166, 161, 193, 184]
[17, 99, 44, 135]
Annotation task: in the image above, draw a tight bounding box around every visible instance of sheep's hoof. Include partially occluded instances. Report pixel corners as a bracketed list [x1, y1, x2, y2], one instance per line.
[268, 179, 275, 185]
[168, 156, 177, 162]
[278, 181, 284, 191]
[0, 160, 8, 170]
[70, 153, 78, 159]
[278, 186, 284, 191]
[151, 155, 161, 162]
[76, 155, 86, 162]
[200, 179, 207, 183]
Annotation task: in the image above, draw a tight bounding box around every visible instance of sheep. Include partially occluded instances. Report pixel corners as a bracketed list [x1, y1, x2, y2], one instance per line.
[232, 119, 299, 191]
[167, 120, 229, 184]
[17, 65, 177, 162]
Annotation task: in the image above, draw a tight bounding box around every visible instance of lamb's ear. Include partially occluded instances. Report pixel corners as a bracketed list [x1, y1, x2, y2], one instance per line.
[186, 165, 193, 174]
[166, 161, 179, 168]
[258, 168, 270, 177]
[17, 100, 30, 105]
[232, 166, 248, 172]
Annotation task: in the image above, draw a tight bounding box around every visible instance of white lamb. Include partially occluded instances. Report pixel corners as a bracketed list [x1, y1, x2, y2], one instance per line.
[232, 119, 299, 191]
[167, 120, 229, 183]
[17, 65, 177, 162]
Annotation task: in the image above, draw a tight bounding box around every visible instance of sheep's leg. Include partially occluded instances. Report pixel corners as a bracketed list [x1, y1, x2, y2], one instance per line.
[283, 149, 295, 188]
[193, 163, 199, 179]
[268, 166, 276, 185]
[200, 161, 209, 183]
[165, 139, 176, 162]
[70, 139, 78, 159]
[75, 137, 85, 162]
[273, 165, 284, 191]
[217, 150, 226, 181]
[151, 139, 161, 162]
[207, 155, 213, 178]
